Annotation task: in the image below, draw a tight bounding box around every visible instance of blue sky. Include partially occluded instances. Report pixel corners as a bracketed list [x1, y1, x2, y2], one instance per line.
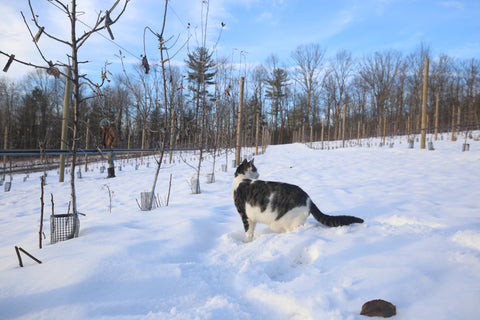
[1, 0, 479, 82]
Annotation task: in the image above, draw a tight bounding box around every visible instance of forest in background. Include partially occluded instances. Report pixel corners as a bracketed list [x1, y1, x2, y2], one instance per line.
[1, 42, 479, 151]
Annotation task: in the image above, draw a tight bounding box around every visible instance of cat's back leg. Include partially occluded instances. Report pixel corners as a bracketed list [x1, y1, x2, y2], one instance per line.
[270, 207, 310, 233]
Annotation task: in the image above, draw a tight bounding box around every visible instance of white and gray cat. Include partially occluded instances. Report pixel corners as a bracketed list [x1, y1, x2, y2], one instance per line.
[233, 159, 364, 241]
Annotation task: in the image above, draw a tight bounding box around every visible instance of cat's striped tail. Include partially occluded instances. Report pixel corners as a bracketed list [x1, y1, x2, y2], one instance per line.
[310, 202, 364, 227]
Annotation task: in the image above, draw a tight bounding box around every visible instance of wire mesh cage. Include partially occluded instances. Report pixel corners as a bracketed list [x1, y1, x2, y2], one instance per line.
[50, 213, 80, 244]
[139, 191, 158, 211]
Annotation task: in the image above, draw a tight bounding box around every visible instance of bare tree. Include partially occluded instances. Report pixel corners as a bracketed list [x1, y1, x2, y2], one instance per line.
[358, 50, 404, 135]
[461, 58, 480, 124]
[329, 50, 355, 140]
[406, 43, 431, 130]
[1, 0, 129, 214]
[291, 43, 326, 141]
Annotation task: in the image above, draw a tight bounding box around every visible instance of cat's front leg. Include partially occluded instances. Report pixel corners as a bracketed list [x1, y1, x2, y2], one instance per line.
[241, 214, 256, 242]
[244, 220, 256, 242]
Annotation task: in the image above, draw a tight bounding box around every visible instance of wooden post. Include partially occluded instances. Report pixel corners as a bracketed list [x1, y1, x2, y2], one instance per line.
[255, 112, 259, 155]
[407, 116, 410, 141]
[141, 127, 145, 165]
[457, 106, 461, 135]
[342, 104, 346, 148]
[166, 173, 172, 206]
[383, 115, 387, 146]
[310, 125, 313, 149]
[262, 126, 265, 154]
[15, 247, 42, 267]
[235, 77, 244, 166]
[59, 67, 72, 182]
[2, 125, 7, 181]
[357, 121, 360, 145]
[434, 92, 439, 140]
[39, 176, 45, 249]
[127, 132, 131, 161]
[420, 58, 429, 149]
[84, 119, 89, 172]
[169, 100, 175, 164]
[321, 120, 325, 150]
[15, 246, 23, 267]
[451, 105, 456, 141]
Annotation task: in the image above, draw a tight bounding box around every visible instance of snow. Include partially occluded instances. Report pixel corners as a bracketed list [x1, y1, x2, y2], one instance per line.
[1, 133, 479, 320]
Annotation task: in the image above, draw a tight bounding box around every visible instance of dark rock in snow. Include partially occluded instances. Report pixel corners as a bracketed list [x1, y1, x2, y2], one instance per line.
[360, 299, 396, 317]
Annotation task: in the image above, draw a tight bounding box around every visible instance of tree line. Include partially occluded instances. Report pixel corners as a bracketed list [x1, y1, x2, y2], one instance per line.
[1, 42, 479, 151]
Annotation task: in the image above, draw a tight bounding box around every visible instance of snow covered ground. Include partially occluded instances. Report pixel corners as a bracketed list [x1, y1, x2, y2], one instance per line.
[1, 133, 479, 320]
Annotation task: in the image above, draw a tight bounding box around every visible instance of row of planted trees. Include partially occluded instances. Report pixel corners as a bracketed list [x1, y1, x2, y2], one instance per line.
[0, 0, 478, 233]
[2, 43, 480, 153]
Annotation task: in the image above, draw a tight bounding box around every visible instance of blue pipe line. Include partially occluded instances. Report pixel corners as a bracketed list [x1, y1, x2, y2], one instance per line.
[0, 148, 198, 156]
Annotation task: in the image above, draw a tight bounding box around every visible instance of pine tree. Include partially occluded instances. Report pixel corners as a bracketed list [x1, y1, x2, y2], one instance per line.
[185, 47, 216, 140]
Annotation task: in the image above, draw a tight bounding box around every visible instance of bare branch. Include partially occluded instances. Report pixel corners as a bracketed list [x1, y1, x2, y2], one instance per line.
[27, 0, 71, 46]
[76, 0, 129, 49]
[0, 49, 69, 80]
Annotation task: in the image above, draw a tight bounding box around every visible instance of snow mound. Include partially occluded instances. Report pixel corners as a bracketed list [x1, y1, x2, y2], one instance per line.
[377, 214, 445, 229]
[452, 230, 480, 251]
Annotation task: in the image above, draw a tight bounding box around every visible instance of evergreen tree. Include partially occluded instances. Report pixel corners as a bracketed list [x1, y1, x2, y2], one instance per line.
[185, 47, 216, 138]
[264, 66, 288, 131]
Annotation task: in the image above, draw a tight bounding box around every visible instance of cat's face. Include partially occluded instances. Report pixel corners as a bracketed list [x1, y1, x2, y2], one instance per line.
[234, 159, 259, 179]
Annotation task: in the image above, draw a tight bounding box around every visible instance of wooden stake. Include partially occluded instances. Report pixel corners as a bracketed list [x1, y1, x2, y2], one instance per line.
[357, 121, 361, 144]
[15, 246, 23, 267]
[141, 127, 145, 165]
[321, 120, 324, 150]
[2, 125, 7, 181]
[127, 132, 131, 161]
[434, 92, 439, 140]
[383, 115, 387, 146]
[451, 105, 456, 141]
[51, 193, 55, 214]
[15, 246, 42, 267]
[59, 67, 72, 183]
[420, 57, 429, 149]
[39, 176, 45, 249]
[235, 77, 245, 166]
[407, 116, 410, 141]
[457, 106, 461, 135]
[310, 125, 313, 149]
[84, 119, 90, 172]
[342, 104, 346, 148]
[255, 112, 259, 155]
[166, 173, 172, 206]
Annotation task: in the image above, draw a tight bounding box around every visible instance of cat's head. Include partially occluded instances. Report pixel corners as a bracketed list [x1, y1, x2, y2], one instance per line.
[234, 159, 259, 179]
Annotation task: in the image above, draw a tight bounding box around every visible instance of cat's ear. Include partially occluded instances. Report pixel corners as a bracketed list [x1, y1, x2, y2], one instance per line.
[250, 158, 255, 165]
[241, 159, 248, 165]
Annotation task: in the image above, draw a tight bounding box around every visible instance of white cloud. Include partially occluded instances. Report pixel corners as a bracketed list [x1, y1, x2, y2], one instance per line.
[441, 1, 465, 9]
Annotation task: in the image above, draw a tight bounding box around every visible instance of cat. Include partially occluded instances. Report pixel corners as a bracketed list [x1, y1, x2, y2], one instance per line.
[232, 159, 364, 242]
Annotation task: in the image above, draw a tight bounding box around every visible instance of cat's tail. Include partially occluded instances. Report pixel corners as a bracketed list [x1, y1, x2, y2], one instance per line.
[310, 201, 364, 227]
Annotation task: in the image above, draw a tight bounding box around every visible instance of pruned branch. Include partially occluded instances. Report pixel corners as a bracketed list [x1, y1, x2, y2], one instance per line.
[76, 0, 129, 48]
[27, 0, 72, 47]
[0, 49, 68, 79]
